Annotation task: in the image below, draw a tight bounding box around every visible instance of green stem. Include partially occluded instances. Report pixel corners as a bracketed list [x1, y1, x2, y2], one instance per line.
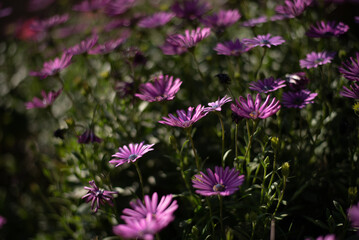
[267, 146, 278, 194]
[260, 162, 268, 204]
[190, 51, 205, 81]
[273, 176, 287, 217]
[219, 195, 224, 240]
[254, 48, 267, 80]
[57, 75, 74, 106]
[206, 198, 215, 236]
[216, 112, 226, 167]
[134, 162, 144, 199]
[244, 120, 257, 178]
[235, 124, 239, 169]
[186, 128, 201, 170]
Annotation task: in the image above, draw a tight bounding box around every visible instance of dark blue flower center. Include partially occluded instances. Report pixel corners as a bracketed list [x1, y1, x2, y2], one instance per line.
[315, 58, 323, 63]
[261, 39, 270, 44]
[249, 111, 259, 118]
[263, 85, 272, 91]
[95, 189, 104, 197]
[213, 184, 226, 192]
[128, 154, 138, 161]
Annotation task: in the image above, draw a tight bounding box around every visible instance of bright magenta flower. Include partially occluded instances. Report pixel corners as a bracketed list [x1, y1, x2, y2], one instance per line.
[66, 34, 98, 55]
[88, 33, 129, 55]
[339, 53, 359, 82]
[82, 180, 117, 213]
[300, 51, 335, 69]
[110, 142, 155, 167]
[30, 53, 72, 79]
[214, 39, 251, 56]
[159, 105, 208, 128]
[25, 88, 62, 109]
[306, 21, 349, 38]
[204, 95, 232, 112]
[165, 27, 211, 49]
[243, 34, 285, 48]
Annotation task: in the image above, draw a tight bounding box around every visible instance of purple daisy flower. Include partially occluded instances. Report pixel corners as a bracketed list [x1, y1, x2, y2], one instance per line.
[306, 21, 349, 38]
[231, 94, 281, 119]
[82, 180, 117, 213]
[192, 166, 245, 196]
[110, 142, 155, 167]
[165, 27, 211, 49]
[339, 53, 359, 82]
[138, 12, 175, 28]
[340, 83, 359, 99]
[242, 34, 285, 48]
[204, 95, 232, 112]
[72, 0, 109, 12]
[88, 33, 129, 55]
[355, 16, 359, 24]
[285, 72, 310, 91]
[0, 216, 6, 229]
[281, 90, 317, 108]
[78, 129, 102, 144]
[348, 202, 359, 228]
[135, 75, 182, 102]
[159, 105, 208, 128]
[275, 0, 312, 18]
[171, 0, 211, 20]
[213, 39, 251, 56]
[249, 77, 286, 93]
[201, 9, 241, 29]
[25, 88, 62, 109]
[105, 0, 135, 16]
[241, 16, 268, 27]
[30, 53, 72, 79]
[160, 41, 188, 55]
[300, 51, 335, 69]
[66, 34, 98, 55]
[31, 14, 69, 31]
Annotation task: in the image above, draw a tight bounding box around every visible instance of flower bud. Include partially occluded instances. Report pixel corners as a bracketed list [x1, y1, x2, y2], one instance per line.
[271, 137, 279, 149]
[281, 162, 290, 178]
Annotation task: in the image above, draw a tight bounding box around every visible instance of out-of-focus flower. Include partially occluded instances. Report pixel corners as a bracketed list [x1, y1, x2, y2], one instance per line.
[16, 19, 42, 41]
[115, 80, 135, 98]
[110, 142, 155, 167]
[53, 24, 88, 39]
[339, 53, 359, 82]
[214, 39, 251, 56]
[28, 0, 55, 11]
[306, 21, 349, 38]
[165, 27, 211, 50]
[159, 105, 208, 128]
[305, 234, 336, 240]
[204, 95, 232, 112]
[135, 75, 182, 102]
[340, 83, 359, 99]
[66, 34, 98, 55]
[105, 19, 132, 32]
[82, 180, 116, 213]
[160, 42, 188, 55]
[72, 0, 109, 12]
[275, 0, 312, 18]
[215, 73, 231, 85]
[281, 90, 317, 108]
[355, 16, 359, 24]
[25, 88, 62, 109]
[171, 0, 211, 20]
[0, 3, 12, 18]
[105, 0, 135, 16]
[285, 72, 310, 91]
[231, 94, 281, 119]
[138, 12, 175, 28]
[0, 216, 6, 229]
[249, 77, 286, 93]
[241, 16, 268, 27]
[348, 202, 359, 228]
[242, 34, 285, 48]
[201, 9, 241, 29]
[30, 53, 73, 79]
[300, 51, 335, 69]
[78, 129, 102, 144]
[31, 14, 69, 31]
[122, 47, 147, 66]
[270, 14, 289, 21]
[88, 32, 129, 55]
[192, 166, 245, 196]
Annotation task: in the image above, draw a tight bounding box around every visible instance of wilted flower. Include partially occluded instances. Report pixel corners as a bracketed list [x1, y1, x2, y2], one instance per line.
[165, 27, 211, 49]
[300, 51, 336, 69]
[242, 34, 285, 48]
[88, 33, 129, 55]
[171, 0, 211, 20]
[78, 129, 102, 144]
[285, 72, 310, 91]
[348, 202, 359, 228]
[25, 88, 62, 109]
[66, 34, 98, 55]
[30, 53, 72, 79]
[82, 180, 116, 213]
[204, 95, 232, 112]
[138, 12, 175, 28]
[159, 105, 208, 128]
[339, 52, 359, 82]
[249, 77, 286, 93]
[281, 90, 317, 108]
[275, 0, 312, 18]
[192, 166, 245, 196]
[241, 16, 268, 27]
[31, 14, 69, 31]
[306, 21, 349, 38]
[72, 0, 109, 12]
[201, 9, 241, 29]
[105, 0, 135, 16]
[231, 94, 281, 119]
[110, 142, 155, 167]
[340, 83, 359, 99]
[135, 75, 182, 102]
[214, 39, 251, 56]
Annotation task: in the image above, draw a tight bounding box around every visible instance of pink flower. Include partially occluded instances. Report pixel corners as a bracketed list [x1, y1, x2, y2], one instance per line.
[25, 88, 62, 109]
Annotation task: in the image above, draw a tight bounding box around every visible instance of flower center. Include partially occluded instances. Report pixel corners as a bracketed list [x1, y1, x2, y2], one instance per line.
[263, 85, 272, 91]
[95, 189, 104, 197]
[315, 58, 323, 63]
[213, 184, 226, 192]
[128, 154, 138, 161]
[249, 110, 259, 118]
[261, 39, 270, 44]
[211, 104, 219, 109]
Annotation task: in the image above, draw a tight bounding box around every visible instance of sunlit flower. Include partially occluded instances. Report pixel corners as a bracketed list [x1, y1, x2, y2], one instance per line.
[204, 95, 232, 112]
[31, 14, 69, 31]
[30, 53, 72, 79]
[242, 34, 285, 48]
[214, 39, 251, 56]
[135, 75, 182, 102]
[25, 88, 62, 109]
[78, 129, 102, 144]
[110, 142, 155, 167]
[306, 21, 349, 38]
[159, 105, 208, 128]
[171, 0, 211, 20]
[285, 72, 310, 91]
[72, 0, 108, 12]
[281, 90, 317, 108]
[231, 94, 281, 119]
[339, 52, 359, 82]
[82, 180, 116, 213]
[201, 9, 241, 29]
[192, 166, 245, 196]
[138, 12, 175, 28]
[249, 77, 286, 93]
[66, 34, 98, 55]
[299, 51, 335, 69]
[165, 27, 211, 49]
[275, 0, 312, 18]
[348, 202, 359, 228]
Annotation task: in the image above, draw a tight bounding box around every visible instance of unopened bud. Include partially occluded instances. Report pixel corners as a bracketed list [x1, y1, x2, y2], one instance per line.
[65, 118, 74, 127]
[271, 137, 279, 149]
[282, 162, 290, 178]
